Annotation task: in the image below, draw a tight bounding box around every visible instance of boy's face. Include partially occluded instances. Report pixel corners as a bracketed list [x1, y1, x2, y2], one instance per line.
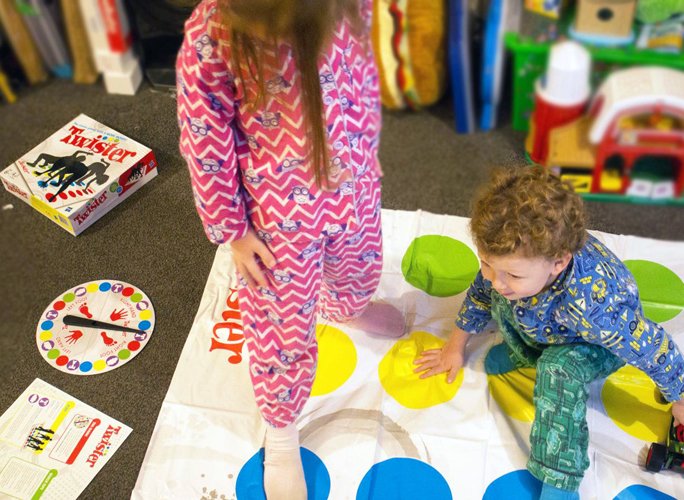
[478, 249, 572, 301]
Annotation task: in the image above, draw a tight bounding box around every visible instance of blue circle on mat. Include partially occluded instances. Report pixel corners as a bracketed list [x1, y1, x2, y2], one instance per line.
[356, 458, 452, 500]
[236, 447, 330, 499]
[99, 282, 111, 292]
[40, 320, 54, 331]
[138, 320, 151, 331]
[79, 362, 93, 373]
[483, 470, 542, 499]
[614, 485, 676, 500]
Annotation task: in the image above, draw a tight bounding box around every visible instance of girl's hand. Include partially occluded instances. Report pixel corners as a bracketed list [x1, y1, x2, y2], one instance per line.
[672, 399, 684, 426]
[230, 229, 276, 288]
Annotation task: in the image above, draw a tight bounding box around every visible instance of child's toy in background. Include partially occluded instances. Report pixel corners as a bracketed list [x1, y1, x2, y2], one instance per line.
[371, 0, 447, 110]
[60, 0, 98, 84]
[645, 417, 684, 473]
[78, 0, 143, 95]
[15, 0, 73, 78]
[637, 0, 684, 24]
[570, 0, 637, 46]
[637, 15, 684, 53]
[524, 0, 564, 19]
[0, 0, 47, 85]
[480, 0, 521, 130]
[587, 67, 684, 198]
[526, 41, 591, 165]
[0, 114, 157, 235]
[505, 10, 684, 133]
[527, 55, 684, 203]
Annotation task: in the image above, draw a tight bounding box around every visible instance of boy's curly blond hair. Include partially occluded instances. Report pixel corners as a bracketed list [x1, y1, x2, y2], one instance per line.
[470, 167, 587, 259]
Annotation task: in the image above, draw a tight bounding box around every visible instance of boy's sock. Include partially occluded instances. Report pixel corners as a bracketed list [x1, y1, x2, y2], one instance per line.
[263, 424, 307, 500]
[348, 302, 406, 338]
[484, 343, 518, 375]
[539, 482, 579, 500]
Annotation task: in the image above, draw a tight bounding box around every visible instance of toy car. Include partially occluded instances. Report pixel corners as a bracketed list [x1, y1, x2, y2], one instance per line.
[645, 417, 684, 472]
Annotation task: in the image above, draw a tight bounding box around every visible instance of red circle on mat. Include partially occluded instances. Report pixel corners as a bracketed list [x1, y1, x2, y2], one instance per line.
[46, 193, 55, 202]
[122, 287, 134, 297]
[128, 341, 141, 351]
[59, 192, 68, 199]
[56, 356, 69, 366]
[53, 301, 65, 311]
[68, 191, 75, 197]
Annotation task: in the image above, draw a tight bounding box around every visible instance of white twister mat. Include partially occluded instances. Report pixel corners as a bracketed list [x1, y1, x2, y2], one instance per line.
[133, 209, 684, 500]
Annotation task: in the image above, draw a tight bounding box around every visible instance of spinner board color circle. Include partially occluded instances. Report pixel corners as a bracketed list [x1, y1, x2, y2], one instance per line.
[36, 280, 155, 375]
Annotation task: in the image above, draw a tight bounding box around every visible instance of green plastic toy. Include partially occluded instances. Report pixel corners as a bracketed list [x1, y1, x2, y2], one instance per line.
[637, 0, 684, 24]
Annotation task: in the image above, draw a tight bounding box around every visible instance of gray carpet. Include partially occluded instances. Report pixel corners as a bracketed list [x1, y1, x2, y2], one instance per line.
[1, 79, 683, 498]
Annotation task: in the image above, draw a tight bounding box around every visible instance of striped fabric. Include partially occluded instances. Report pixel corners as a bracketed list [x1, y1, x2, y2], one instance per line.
[239, 182, 382, 427]
[176, 0, 382, 245]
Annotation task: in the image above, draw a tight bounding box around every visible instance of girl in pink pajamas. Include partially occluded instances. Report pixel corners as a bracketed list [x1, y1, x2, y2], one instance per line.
[177, 0, 402, 498]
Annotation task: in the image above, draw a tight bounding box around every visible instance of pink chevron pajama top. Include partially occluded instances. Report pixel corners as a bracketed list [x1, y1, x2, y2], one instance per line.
[176, 0, 381, 245]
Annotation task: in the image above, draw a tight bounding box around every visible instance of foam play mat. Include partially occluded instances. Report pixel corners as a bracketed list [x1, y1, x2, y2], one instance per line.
[133, 209, 684, 499]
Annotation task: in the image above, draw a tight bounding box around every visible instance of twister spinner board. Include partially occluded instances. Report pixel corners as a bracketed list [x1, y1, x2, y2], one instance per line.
[36, 280, 155, 375]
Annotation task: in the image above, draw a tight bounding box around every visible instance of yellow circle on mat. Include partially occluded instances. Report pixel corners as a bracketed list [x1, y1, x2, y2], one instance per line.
[93, 360, 107, 371]
[86, 283, 99, 293]
[601, 365, 671, 443]
[39, 331, 52, 342]
[488, 368, 537, 423]
[379, 331, 462, 409]
[139, 310, 153, 320]
[311, 324, 357, 396]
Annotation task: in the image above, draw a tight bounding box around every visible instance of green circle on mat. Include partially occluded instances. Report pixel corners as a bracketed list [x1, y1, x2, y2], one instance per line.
[624, 260, 684, 323]
[401, 235, 480, 297]
[62, 292, 75, 303]
[47, 349, 60, 360]
[130, 293, 142, 303]
[118, 349, 131, 360]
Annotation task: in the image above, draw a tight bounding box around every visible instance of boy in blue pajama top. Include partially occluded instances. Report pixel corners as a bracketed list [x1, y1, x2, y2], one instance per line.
[459, 234, 684, 401]
[414, 167, 684, 500]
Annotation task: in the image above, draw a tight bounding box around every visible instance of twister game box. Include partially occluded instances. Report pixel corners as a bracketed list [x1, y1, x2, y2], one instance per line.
[0, 114, 157, 235]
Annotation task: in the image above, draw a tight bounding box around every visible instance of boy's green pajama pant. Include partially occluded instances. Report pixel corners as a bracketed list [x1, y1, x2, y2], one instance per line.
[490, 293, 625, 491]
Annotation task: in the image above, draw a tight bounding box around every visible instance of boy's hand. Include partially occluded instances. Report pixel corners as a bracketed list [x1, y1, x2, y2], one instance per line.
[413, 347, 464, 383]
[672, 399, 684, 426]
[230, 229, 277, 288]
[413, 328, 469, 383]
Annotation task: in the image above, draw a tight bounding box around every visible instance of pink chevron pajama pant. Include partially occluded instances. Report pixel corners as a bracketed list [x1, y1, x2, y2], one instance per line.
[237, 181, 383, 427]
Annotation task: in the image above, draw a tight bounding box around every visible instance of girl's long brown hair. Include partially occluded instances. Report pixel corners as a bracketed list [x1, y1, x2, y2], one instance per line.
[216, 0, 362, 188]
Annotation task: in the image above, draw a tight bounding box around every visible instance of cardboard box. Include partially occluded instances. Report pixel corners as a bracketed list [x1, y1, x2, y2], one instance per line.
[103, 56, 143, 95]
[575, 0, 637, 39]
[96, 46, 136, 74]
[0, 114, 157, 235]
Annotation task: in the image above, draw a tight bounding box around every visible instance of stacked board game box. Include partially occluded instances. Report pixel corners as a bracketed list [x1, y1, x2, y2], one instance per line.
[0, 114, 157, 235]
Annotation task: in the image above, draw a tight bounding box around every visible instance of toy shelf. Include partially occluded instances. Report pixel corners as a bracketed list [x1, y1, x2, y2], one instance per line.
[525, 153, 684, 207]
[505, 32, 684, 132]
[580, 192, 684, 206]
